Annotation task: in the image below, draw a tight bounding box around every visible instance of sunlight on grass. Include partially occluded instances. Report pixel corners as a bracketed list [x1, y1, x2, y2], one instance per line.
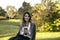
[36, 32, 60, 38]
[0, 36, 11, 40]
[1, 19, 20, 22]
[36, 32, 60, 40]
[8, 19, 20, 22]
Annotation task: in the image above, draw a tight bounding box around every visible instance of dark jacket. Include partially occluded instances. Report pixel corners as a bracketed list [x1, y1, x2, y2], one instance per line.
[9, 22, 36, 40]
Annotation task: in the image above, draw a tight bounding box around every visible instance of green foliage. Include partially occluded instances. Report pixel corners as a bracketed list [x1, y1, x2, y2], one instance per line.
[52, 18, 60, 31]
[32, 0, 60, 32]
[0, 7, 6, 16]
[6, 6, 17, 19]
[18, 1, 32, 15]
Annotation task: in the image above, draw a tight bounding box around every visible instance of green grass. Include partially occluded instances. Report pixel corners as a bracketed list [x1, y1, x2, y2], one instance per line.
[36, 32, 60, 40]
[0, 19, 20, 37]
[0, 19, 60, 40]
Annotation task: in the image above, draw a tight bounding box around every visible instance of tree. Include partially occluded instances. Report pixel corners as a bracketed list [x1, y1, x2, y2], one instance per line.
[0, 7, 6, 16]
[32, 0, 60, 32]
[6, 6, 17, 19]
[18, 1, 32, 15]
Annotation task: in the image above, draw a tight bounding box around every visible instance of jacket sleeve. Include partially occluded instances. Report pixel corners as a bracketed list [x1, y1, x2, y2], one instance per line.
[31, 23, 36, 40]
[16, 31, 20, 37]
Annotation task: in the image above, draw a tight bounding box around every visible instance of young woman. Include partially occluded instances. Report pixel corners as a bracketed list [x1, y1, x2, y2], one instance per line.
[9, 12, 36, 40]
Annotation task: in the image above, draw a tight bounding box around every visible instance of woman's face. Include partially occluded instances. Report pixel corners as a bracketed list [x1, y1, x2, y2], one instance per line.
[24, 14, 30, 22]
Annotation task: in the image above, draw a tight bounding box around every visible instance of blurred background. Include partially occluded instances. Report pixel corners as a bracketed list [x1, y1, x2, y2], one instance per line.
[0, 0, 60, 40]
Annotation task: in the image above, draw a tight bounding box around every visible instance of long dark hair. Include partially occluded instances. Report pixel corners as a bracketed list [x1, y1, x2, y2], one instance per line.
[22, 12, 31, 26]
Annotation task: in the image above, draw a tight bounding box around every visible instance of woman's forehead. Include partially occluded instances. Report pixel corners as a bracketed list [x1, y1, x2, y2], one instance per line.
[25, 14, 29, 16]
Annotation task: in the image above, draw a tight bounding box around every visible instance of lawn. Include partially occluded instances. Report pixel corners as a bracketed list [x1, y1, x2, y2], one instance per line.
[0, 19, 60, 40]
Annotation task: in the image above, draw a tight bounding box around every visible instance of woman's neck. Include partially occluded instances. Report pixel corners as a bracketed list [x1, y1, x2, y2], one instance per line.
[26, 22, 28, 24]
[26, 22, 30, 26]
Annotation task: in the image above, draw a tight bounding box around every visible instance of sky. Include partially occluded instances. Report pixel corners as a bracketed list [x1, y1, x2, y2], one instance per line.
[0, 0, 41, 10]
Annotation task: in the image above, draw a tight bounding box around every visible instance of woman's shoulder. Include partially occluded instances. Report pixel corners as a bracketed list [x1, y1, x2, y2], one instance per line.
[31, 22, 36, 28]
[31, 21, 36, 25]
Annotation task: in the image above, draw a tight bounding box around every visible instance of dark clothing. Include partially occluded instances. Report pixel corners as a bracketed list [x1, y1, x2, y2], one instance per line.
[9, 35, 30, 40]
[9, 22, 36, 40]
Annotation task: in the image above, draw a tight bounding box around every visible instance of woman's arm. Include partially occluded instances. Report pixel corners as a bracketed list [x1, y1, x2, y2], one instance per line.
[31, 23, 36, 40]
